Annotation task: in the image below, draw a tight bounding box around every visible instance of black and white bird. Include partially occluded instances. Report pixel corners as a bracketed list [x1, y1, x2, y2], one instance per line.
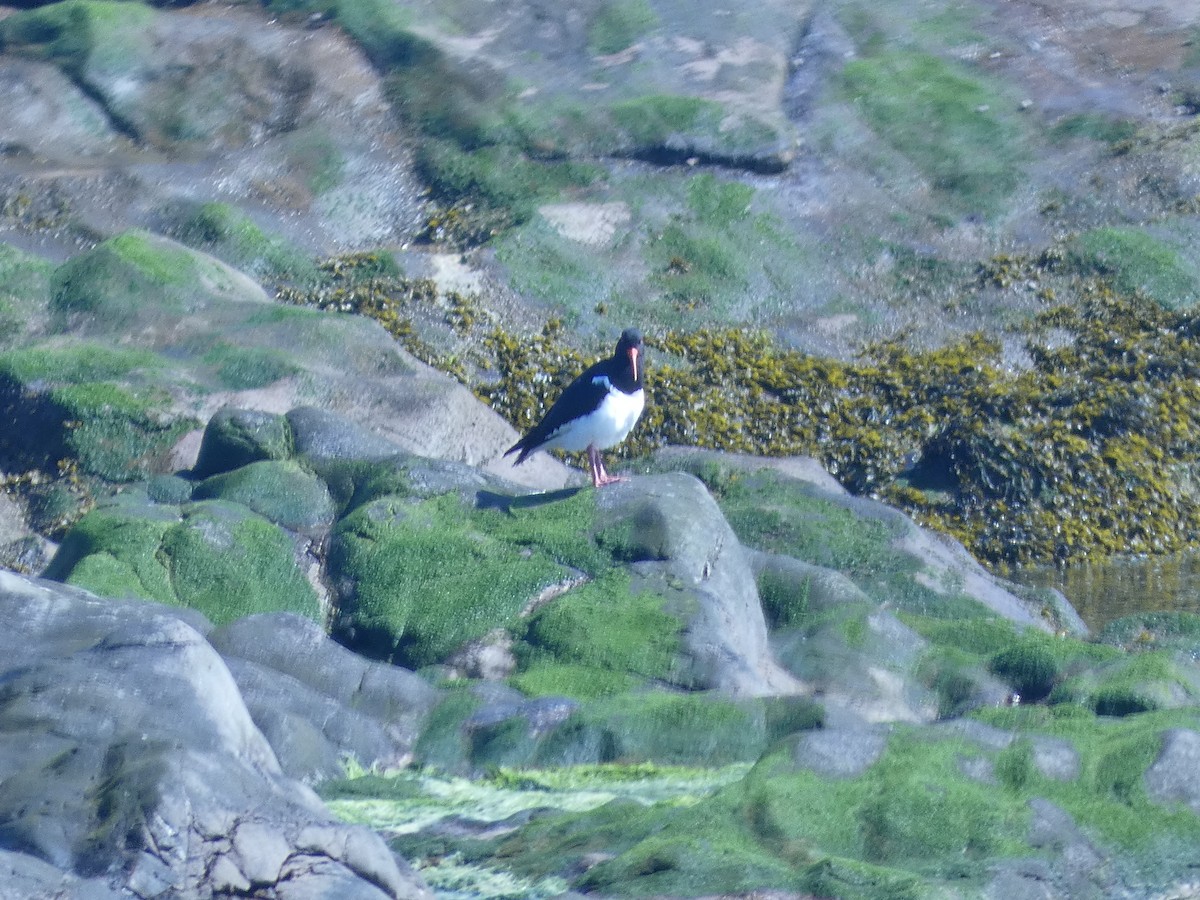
[505, 328, 645, 487]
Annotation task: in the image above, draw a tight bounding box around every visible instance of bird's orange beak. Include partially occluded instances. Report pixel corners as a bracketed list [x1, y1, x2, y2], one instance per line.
[629, 346, 639, 382]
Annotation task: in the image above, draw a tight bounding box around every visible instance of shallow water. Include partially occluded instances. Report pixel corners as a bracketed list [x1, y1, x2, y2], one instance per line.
[1015, 553, 1200, 633]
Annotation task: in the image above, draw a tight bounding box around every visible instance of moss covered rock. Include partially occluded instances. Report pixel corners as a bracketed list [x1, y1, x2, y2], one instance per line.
[1051, 651, 1200, 716]
[192, 406, 294, 478]
[193, 460, 335, 534]
[45, 496, 320, 625]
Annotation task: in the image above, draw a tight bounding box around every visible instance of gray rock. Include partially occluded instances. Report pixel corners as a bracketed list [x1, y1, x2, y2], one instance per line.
[791, 727, 888, 778]
[194, 406, 295, 478]
[1024, 799, 1111, 898]
[775, 609, 939, 724]
[597, 473, 804, 696]
[209, 612, 439, 775]
[0, 848, 124, 900]
[288, 406, 404, 464]
[222, 656, 404, 783]
[0, 570, 431, 900]
[1033, 737, 1081, 782]
[1145, 728, 1200, 815]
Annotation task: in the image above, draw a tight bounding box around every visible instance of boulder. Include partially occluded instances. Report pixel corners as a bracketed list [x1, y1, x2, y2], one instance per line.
[1144, 728, 1200, 815]
[209, 613, 440, 781]
[193, 406, 295, 478]
[596, 473, 804, 696]
[0, 569, 431, 899]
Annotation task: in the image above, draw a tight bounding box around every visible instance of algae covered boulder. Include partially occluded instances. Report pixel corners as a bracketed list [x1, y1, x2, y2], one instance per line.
[52, 230, 267, 332]
[44, 495, 320, 626]
[193, 406, 294, 478]
[193, 460, 336, 534]
[328, 470, 801, 697]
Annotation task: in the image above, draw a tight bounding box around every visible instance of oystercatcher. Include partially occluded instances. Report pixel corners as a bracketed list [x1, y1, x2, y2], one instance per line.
[505, 328, 645, 487]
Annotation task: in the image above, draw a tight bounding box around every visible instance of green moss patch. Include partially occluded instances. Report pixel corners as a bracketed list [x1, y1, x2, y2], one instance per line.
[329, 491, 614, 667]
[0, 1, 155, 81]
[192, 460, 335, 533]
[905, 613, 1121, 711]
[1051, 651, 1200, 716]
[515, 570, 685, 695]
[54, 382, 193, 482]
[0, 243, 52, 343]
[171, 202, 319, 286]
[1068, 227, 1200, 309]
[0, 343, 161, 385]
[840, 50, 1028, 215]
[159, 500, 320, 625]
[202, 341, 299, 390]
[537, 693, 772, 768]
[45, 497, 320, 624]
[587, 0, 659, 55]
[51, 231, 254, 328]
[44, 499, 179, 603]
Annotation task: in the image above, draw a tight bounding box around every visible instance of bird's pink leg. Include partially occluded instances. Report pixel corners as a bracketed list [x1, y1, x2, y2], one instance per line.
[588, 446, 627, 487]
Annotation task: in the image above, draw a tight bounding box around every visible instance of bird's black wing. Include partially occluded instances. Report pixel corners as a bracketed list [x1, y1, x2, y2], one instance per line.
[505, 361, 609, 464]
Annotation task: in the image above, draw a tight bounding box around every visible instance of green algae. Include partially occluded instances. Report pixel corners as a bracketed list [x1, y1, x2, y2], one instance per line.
[840, 50, 1028, 215]
[1051, 651, 1200, 716]
[516, 570, 684, 687]
[0, 1, 155, 80]
[1068, 227, 1200, 309]
[172, 202, 319, 286]
[202, 341, 299, 390]
[326, 762, 748, 898]
[161, 500, 320, 625]
[0, 243, 52, 343]
[537, 693, 774, 768]
[44, 500, 178, 603]
[329, 492, 581, 666]
[0, 343, 161, 384]
[587, 0, 659, 55]
[192, 459, 335, 533]
[47, 495, 320, 623]
[51, 231, 248, 327]
[904, 613, 1122, 711]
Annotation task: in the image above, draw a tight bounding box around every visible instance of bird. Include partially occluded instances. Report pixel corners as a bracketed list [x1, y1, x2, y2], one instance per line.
[505, 328, 645, 487]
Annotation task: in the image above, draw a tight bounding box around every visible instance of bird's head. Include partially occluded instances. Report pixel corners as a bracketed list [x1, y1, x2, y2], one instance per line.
[616, 328, 643, 384]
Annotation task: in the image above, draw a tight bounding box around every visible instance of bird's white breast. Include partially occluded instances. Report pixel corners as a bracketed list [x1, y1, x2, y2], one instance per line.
[545, 382, 645, 451]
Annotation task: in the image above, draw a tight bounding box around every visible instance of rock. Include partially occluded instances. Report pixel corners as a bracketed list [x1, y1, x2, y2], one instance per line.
[44, 496, 321, 627]
[1145, 728, 1200, 815]
[209, 612, 439, 779]
[596, 472, 805, 696]
[1021, 799, 1110, 898]
[445, 628, 518, 680]
[194, 459, 337, 534]
[288, 406, 406, 464]
[0, 58, 127, 161]
[650, 446, 847, 495]
[0, 569, 430, 899]
[774, 607, 940, 724]
[791, 727, 889, 778]
[193, 406, 295, 478]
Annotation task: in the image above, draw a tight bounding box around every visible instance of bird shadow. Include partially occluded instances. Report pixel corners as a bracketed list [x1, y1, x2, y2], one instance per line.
[475, 487, 583, 515]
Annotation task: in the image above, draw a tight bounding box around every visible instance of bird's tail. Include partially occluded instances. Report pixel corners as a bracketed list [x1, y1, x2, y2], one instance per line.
[504, 438, 534, 466]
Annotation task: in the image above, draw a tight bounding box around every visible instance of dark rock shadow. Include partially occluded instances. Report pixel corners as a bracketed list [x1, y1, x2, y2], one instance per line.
[475, 487, 583, 515]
